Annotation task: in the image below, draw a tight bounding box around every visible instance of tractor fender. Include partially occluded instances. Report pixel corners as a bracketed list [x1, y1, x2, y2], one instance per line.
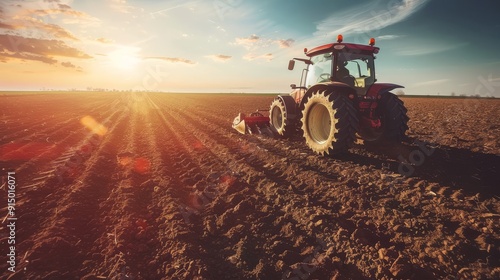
[277, 95, 299, 120]
[366, 83, 404, 98]
[299, 82, 356, 110]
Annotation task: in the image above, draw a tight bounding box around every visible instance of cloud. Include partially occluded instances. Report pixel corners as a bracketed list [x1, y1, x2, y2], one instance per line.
[7, 16, 79, 41]
[108, 0, 138, 14]
[146, 56, 196, 65]
[206, 54, 232, 62]
[41, 22, 78, 40]
[243, 53, 273, 62]
[235, 34, 260, 49]
[216, 25, 226, 33]
[61, 61, 75, 68]
[0, 34, 92, 65]
[378, 35, 400, 40]
[0, 51, 58, 64]
[97, 37, 113, 44]
[30, 7, 89, 18]
[414, 79, 450, 87]
[15, 16, 79, 40]
[262, 53, 273, 61]
[149, 3, 193, 19]
[315, 0, 430, 37]
[0, 21, 16, 30]
[1, 2, 99, 39]
[60, 16, 101, 27]
[7, 2, 102, 27]
[276, 38, 295, 48]
[60, 61, 82, 71]
[398, 42, 468, 56]
[58, 4, 71, 10]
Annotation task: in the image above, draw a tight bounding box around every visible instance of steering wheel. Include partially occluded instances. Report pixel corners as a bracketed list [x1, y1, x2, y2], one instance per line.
[317, 73, 331, 83]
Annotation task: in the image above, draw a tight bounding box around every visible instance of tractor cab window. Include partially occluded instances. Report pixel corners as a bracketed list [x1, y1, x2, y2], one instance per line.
[337, 52, 375, 88]
[306, 53, 332, 88]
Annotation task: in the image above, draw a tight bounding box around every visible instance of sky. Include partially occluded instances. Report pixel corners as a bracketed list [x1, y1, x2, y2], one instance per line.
[0, 0, 499, 96]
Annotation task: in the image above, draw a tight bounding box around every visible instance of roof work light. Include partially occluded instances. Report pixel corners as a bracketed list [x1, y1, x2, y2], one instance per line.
[337, 34, 343, 43]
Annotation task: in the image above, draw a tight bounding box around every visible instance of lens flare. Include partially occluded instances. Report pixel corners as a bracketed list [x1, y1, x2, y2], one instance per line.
[192, 140, 205, 150]
[117, 156, 133, 166]
[133, 157, 151, 174]
[80, 116, 108, 136]
[220, 174, 236, 187]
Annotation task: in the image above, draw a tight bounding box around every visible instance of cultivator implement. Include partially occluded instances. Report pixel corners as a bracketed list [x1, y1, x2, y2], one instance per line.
[232, 110, 271, 135]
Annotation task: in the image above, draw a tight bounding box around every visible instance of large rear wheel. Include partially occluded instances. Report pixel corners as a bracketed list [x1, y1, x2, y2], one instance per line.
[364, 92, 409, 144]
[301, 90, 358, 155]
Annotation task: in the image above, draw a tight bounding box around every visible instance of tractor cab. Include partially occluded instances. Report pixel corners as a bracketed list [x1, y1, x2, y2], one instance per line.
[289, 35, 379, 97]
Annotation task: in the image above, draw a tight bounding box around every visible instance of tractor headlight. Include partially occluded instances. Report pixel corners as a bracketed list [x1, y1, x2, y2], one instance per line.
[334, 44, 345, 50]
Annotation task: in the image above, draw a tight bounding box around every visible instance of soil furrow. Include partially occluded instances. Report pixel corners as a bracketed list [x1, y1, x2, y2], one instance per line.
[0, 95, 112, 145]
[7, 108, 130, 279]
[145, 95, 228, 279]
[152, 95, 344, 278]
[154, 94, 500, 279]
[1, 93, 498, 280]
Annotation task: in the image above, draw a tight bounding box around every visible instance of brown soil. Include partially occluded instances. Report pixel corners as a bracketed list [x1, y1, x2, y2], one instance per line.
[0, 93, 499, 280]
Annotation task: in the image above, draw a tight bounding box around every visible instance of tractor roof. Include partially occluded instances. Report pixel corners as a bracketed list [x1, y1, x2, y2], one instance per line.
[305, 43, 379, 57]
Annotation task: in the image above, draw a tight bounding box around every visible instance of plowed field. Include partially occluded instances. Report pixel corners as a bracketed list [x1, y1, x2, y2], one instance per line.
[1, 92, 499, 280]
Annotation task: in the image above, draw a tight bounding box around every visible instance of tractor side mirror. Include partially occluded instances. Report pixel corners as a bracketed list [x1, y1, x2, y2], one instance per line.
[288, 60, 295, 70]
[290, 84, 297, 89]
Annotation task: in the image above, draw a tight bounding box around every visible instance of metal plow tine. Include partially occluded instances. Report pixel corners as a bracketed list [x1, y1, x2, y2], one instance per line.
[260, 125, 275, 138]
[254, 125, 262, 134]
[247, 124, 258, 134]
[253, 122, 271, 135]
[256, 124, 276, 138]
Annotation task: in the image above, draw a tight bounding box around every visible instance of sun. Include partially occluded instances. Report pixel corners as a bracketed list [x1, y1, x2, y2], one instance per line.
[107, 46, 141, 71]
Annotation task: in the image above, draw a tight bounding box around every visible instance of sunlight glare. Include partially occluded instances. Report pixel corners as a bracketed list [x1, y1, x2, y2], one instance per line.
[107, 46, 141, 71]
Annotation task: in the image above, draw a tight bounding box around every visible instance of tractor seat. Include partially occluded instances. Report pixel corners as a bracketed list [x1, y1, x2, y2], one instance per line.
[340, 75, 356, 87]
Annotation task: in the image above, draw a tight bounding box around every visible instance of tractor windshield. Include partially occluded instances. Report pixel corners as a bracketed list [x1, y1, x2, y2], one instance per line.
[306, 53, 332, 88]
[336, 52, 375, 88]
[305, 51, 375, 91]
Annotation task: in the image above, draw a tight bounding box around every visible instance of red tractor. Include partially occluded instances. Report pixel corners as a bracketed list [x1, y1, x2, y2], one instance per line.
[233, 35, 409, 155]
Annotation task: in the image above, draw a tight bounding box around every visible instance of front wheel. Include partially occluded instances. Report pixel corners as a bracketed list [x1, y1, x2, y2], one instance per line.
[269, 97, 296, 137]
[301, 90, 358, 155]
